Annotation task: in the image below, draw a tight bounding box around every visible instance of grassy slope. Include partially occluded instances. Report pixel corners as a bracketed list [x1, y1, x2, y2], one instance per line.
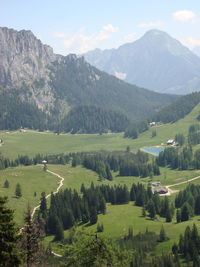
[0, 165, 59, 225]
[2, 103, 200, 255]
[0, 131, 133, 159]
[1, 102, 200, 159]
[1, 162, 200, 255]
[43, 165, 200, 256]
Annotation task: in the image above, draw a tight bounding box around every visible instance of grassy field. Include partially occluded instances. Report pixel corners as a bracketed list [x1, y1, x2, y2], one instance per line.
[1, 102, 200, 159]
[0, 165, 60, 225]
[42, 164, 200, 256]
[0, 131, 134, 159]
[44, 201, 200, 256]
[2, 103, 200, 257]
[1, 161, 200, 227]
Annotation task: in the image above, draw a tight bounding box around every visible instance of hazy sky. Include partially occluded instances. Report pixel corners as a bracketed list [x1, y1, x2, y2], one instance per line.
[1, 0, 200, 55]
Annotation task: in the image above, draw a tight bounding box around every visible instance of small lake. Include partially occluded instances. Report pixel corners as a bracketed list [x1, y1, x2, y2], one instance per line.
[142, 147, 164, 156]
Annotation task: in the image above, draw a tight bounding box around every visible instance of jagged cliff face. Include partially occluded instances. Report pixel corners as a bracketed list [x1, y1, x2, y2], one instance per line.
[0, 27, 60, 109]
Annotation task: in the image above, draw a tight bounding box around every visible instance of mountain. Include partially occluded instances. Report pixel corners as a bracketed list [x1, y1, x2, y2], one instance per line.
[84, 29, 200, 94]
[193, 46, 200, 58]
[0, 27, 178, 131]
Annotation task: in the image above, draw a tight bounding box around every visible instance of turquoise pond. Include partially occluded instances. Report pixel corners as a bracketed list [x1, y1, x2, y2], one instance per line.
[142, 147, 164, 156]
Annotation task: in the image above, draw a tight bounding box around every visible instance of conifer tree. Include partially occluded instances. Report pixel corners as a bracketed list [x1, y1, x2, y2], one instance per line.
[15, 183, 22, 198]
[166, 208, 172, 223]
[0, 197, 21, 267]
[90, 206, 98, 225]
[4, 179, 9, 188]
[159, 225, 167, 242]
[176, 209, 181, 223]
[172, 243, 178, 255]
[99, 196, 106, 215]
[54, 217, 64, 241]
[181, 203, 190, 221]
[21, 205, 43, 267]
[142, 207, 146, 217]
[39, 192, 47, 216]
[148, 200, 156, 219]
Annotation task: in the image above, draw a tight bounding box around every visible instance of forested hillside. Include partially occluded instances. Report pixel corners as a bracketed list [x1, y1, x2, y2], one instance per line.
[60, 105, 129, 133]
[0, 89, 49, 130]
[151, 92, 200, 123]
[49, 55, 177, 120]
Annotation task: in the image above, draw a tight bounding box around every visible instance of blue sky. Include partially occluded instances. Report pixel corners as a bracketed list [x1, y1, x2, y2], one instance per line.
[1, 0, 200, 55]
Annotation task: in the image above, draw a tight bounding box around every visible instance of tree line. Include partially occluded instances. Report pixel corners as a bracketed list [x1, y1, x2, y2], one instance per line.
[151, 91, 200, 123]
[172, 224, 200, 265]
[0, 150, 161, 181]
[39, 182, 134, 240]
[124, 120, 149, 139]
[0, 153, 70, 171]
[130, 183, 175, 222]
[72, 150, 160, 179]
[156, 146, 200, 171]
[60, 105, 130, 134]
[175, 184, 200, 222]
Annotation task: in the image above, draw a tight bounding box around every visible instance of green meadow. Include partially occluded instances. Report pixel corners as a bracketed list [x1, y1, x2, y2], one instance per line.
[1, 102, 200, 160]
[0, 165, 59, 225]
[2, 103, 200, 256]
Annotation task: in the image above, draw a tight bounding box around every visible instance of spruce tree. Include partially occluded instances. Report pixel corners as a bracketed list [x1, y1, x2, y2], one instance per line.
[142, 207, 146, 217]
[21, 205, 43, 267]
[4, 179, 9, 188]
[181, 203, 190, 221]
[159, 225, 167, 242]
[148, 200, 156, 219]
[54, 217, 64, 241]
[90, 206, 98, 225]
[176, 209, 181, 223]
[15, 183, 22, 198]
[0, 197, 21, 267]
[165, 208, 172, 223]
[39, 192, 47, 215]
[172, 243, 178, 255]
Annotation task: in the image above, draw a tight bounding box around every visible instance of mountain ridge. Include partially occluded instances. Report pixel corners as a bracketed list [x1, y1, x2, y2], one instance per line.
[84, 29, 200, 94]
[0, 26, 178, 131]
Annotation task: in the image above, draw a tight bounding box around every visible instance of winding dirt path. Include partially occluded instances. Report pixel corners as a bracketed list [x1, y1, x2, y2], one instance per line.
[19, 168, 65, 257]
[161, 175, 200, 196]
[30, 169, 65, 219]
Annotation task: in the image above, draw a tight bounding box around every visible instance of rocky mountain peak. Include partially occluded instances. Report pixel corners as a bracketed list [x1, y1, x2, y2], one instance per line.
[0, 26, 57, 87]
[84, 29, 200, 94]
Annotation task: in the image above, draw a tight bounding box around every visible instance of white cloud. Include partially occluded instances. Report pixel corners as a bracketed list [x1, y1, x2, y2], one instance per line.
[103, 24, 119, 33]
[63, 24, 119, 53]
[53, 32, 66, 38]
[139, 21, 162, 28]
[182, 38, 200, 47]
[124, 33, 136, 42]
[173, 10, 197, 23]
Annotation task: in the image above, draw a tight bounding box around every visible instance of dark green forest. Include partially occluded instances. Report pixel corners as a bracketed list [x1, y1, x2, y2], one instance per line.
[0, 89, 49, 130]
[61, 105, 130, 133]
[151, 92, 200, 123]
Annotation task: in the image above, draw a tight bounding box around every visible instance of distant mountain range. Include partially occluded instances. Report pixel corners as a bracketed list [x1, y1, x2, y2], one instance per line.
[0, 27, 178, 131]
[193, 46, 200, 58]
[84, 29, 200, 95]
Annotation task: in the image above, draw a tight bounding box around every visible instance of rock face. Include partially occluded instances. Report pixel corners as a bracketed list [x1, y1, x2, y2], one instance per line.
[84, 29, 200, 94]
[0, 27, 60, 109]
